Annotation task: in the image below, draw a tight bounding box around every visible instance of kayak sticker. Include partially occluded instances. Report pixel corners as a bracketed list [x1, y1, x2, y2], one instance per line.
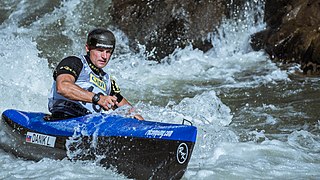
[26, 132, 56, 148]
[177, 143, 188, 164]
[145, 130, 173, 138]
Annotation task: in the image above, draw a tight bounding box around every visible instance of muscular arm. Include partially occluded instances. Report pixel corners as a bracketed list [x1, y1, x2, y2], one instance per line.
[56, 74, 94, 102]
[56, 74, 118, 111]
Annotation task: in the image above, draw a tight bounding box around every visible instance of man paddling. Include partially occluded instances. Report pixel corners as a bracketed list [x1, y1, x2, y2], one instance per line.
[48, 28, 143, 120]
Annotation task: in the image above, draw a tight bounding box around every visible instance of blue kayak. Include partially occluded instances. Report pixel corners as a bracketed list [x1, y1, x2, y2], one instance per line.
[1, 109, 197, 179]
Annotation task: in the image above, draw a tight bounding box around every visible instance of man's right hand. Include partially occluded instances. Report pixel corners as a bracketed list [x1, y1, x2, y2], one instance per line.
[97, 95, 118, 111]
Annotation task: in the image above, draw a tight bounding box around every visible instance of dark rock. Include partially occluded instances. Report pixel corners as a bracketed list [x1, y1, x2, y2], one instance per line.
[109, 0, 233, 61]
[251, 0, 320, 75]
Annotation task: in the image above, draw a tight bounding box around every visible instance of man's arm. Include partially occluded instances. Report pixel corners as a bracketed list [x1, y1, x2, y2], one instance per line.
[109, 79, 144, 120]
[116, 97, 144, 120]
[56, 74, 118, 111]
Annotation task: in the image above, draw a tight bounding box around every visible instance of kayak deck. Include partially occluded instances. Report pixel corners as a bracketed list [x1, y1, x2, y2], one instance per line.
[0, 109, 197, 179]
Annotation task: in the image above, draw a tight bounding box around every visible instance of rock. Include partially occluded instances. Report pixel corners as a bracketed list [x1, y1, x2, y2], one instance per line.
[109, 0, 232, 61]
[251, 0, 320, 75]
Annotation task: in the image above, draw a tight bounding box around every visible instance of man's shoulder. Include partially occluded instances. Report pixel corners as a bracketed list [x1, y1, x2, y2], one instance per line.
[58, 56, 84, 69]
[60, 56, 82, 64]
[54, 56, 84, 80]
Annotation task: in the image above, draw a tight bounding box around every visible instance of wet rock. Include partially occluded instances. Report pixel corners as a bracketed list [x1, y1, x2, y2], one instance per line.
[251, 0, 320, 75]
[109, 0, 232, 61]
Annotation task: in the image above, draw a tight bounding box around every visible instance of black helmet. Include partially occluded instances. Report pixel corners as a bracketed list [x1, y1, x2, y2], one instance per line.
[87, 28, 115, 51]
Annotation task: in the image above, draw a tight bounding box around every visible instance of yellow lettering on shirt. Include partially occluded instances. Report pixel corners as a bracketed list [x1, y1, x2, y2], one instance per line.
[90, 73, 106, 91]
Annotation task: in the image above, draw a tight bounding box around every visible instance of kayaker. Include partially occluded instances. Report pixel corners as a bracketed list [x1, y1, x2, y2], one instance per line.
[48, 28, 143, 120]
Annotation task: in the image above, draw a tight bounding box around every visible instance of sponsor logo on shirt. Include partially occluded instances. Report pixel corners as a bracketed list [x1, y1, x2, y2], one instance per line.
[90, 73, 106, 91]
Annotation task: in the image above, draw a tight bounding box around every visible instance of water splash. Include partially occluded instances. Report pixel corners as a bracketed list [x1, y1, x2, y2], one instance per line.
[0, 28, 51, 113]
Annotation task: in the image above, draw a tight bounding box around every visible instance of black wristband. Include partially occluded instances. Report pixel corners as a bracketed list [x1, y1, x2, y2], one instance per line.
[92, 93, 102, 104]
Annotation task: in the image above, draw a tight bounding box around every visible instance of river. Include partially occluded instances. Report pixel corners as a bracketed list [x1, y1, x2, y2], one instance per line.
[0, 0, 320, 179]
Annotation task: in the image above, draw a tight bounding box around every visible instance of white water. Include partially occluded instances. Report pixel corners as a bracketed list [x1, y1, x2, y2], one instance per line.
[1, 0, 320, 179]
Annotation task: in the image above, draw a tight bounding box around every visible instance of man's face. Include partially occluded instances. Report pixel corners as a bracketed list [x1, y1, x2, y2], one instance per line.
[86, 46, 113, 68]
